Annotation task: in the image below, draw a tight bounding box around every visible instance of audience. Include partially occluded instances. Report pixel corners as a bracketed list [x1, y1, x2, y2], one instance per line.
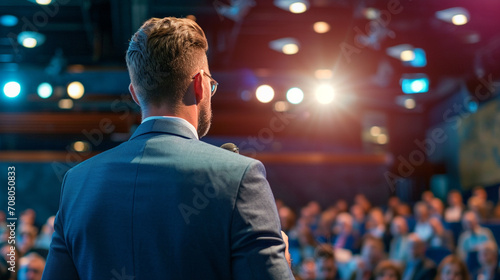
[436, 255, 469, 280]
[457, 211, 496, 260]
[6, 184, 500, 280]
[402, 233, 437, 280]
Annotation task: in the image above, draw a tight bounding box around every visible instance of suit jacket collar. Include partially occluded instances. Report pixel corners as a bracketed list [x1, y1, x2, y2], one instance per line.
[129, 118, 198, 141]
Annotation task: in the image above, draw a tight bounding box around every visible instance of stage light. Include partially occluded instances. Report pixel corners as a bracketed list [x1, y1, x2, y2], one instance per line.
[401, 75, 429, 94]
[451, 14, 468, 25]
[407, 48, 427, 67]
[72, 141, 90, 152]
[376, 134, 389, 145]
[282, 43, 299, 55]
[256, 85, 274, 103]
[37, 83, 53, 99]
[36, 0, 52, 4]
[314, 69, 333, 80]
[0, 15, 18, 27]
[363, 8, 380, 20]
[315, 84, 335, 105]
[58, 99, 73, 109]
[404, 98, 416, 109]
[436, 7, 469, 26]
[286, 87, 304, 104]
[468, 100, 478, 113]
[17, 31, 46, 48]
[313, 21, 330, 33]
[400, 50, 415, 62]
[370, 126, 382, 137]
[3, 81, 21, 98]
[67, 81, 84, 99]
[274, 101, 290, 112]
[289, 2, 307, 13]
[269, 37, 300, 55]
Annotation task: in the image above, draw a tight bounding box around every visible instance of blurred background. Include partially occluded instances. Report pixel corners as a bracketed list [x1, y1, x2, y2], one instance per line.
[1, 0, 500, 278]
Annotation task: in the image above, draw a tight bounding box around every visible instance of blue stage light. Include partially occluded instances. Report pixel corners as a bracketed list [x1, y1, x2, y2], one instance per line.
[3, 81, 21, 98]
[37, 83, 53, 98]
[401, 76, 429, 94]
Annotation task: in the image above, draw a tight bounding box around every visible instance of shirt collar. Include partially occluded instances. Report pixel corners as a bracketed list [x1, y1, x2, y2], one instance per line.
[142, 116, 199, 140]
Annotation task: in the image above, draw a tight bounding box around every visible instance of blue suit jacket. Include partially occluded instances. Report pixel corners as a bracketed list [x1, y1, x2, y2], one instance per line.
[42, 118, 293, 280]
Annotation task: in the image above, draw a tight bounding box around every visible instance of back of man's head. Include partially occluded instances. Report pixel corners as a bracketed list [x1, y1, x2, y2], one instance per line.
[126, 17, 208, 110]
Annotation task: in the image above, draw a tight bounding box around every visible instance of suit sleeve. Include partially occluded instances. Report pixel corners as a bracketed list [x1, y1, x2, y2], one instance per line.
[230, 160, 294, 280]
[42, 173, 80, 280]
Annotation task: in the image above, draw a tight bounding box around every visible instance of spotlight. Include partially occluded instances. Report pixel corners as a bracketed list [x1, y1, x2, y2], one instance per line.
[370, 126, 382, 137]
[3, 81, 21, 98]
[376, 134, 389, 145]
[289, 2, 307, 13]
[436, 7, 469, 26]
[67, 81, 84, 99]
[400, 50, 415, 62]
[72, 141, 90, 152]
[37, 83, 53, 99]
[269, 37, 300, 55]
[0, 15, 18, 27]
[313, 21, 330, 33]
[286, 87, 304, 104]
[36, 0, 52, 4]
[58, 99, 74, 109]
[314, 69, 333, 80]
[256, 85, 274, 103]
[315, 84, 335, 105]
[274, 0, 309, 14]
[404, 98, 416, 109]
[274, 101, 290, 112]
[17, 31, 46, 48]
[401, 74, 429, 94]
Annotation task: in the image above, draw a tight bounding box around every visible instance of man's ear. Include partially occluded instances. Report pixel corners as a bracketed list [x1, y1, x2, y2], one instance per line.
[193, 69, 205, 105]
[129, 83, 140, 106]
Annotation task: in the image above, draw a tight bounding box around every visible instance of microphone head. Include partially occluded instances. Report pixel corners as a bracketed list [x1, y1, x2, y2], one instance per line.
[221, 143, 239, 154]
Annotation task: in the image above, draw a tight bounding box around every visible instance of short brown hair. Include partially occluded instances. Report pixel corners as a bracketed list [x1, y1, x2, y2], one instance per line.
[374, 260, 402, 280]
[436, 255, 469, 280]
[126, 17, 208, 109]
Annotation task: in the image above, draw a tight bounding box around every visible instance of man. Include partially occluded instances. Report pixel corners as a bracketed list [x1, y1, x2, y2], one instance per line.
[457, 211, 496, 260]
[401, 234, 436, 280]
[19, 252, 46, 280]
[348, 236, 385, 280]
[388, 216, 409, 265]
[474, 241, 500, 280]
[43, 17, 293, 279]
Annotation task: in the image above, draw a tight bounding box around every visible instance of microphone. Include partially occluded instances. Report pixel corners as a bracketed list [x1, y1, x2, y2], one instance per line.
[220, 143, 239, 154]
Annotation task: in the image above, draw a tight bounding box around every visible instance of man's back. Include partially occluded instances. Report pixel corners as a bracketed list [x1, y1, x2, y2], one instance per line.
[43, 119, 293, 279]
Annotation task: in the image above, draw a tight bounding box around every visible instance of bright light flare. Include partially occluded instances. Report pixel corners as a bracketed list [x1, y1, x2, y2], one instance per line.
[289, 2, 307, 13]
[3, 81, 21, 98]
[315, 84, 335, 105]
[67, 81, 85, 99]
[256, 85, 275, 103]
[286, 87, 304, 104]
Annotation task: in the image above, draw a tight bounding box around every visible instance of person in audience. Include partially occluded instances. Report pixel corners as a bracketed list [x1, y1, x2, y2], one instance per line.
[297, 220, 318, 261]
[389, 216, 409, 264]
[470, 187, 493, 220]
[351, 204, 366, 239]
[18, 224, 38, 256]
[413, 202, 433, 242]
[34, 216, 55, 250]
[422, 191, 435, 205]
[429, 217, 455, 251]
[444, 191, 465, 223]
[457, 211, 496, 260]
[280, 207, 298, 234]
[315, 244, 339, 280]
[332, 213, 357, 252]
[384, 197, 400, 225]
[430, 198, 445, 220]
[336, 200, 349, 213]
[18, 252, 46, 280]
[402, 234, 437, 280]
[473, 241, 500, 280]
[436, 254, 469, 280]
[374, 260, 402, 280]
[365, 208, 386, 239]
[355, 195, 372, 214]
[396, 203, 412, 219]
[316, 208, 337, 244]
[350, 236, 386, 280]
[299, 258, 317, 280]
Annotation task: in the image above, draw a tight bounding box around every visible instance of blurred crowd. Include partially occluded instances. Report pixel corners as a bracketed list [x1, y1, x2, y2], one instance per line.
[1, 187, 500, 280]
[0, 209, 54, 280]
[279, 187, 500, 280]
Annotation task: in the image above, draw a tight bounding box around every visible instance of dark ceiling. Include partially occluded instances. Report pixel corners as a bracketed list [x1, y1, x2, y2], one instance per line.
[1, 0, 500, 153]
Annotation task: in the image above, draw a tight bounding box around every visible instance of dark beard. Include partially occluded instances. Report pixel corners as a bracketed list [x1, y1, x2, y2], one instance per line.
[197, 103, 212, 138]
